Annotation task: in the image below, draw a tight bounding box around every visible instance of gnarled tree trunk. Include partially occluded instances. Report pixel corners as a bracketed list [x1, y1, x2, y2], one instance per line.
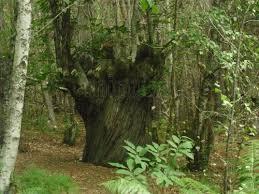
[48, 0, 164, 164]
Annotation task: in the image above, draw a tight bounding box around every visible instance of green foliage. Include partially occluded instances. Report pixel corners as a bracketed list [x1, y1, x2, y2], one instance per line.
[139, 0, 159, 14]
[138, 81, 164, 97]
[15, 167, 79, 194]
[34, 114, 52, 132]
[22, 113, 53, 133]
[26, 0, 62, 89]
[0, 1, 16, 57]
[104, 136, 216, 194]
[234, 140, 259, 193]
[103, 178, 151, 194]
[180, 178, 218, 194]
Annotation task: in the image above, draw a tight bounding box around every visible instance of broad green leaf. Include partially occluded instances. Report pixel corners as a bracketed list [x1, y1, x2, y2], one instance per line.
[124, 140, 136, 149]
[139, 0, 149, 11]
[179, 141, 193, 149]
[181, 151, 194, 160]
[167, 140, 177, 148]
[127, 159, 135, 171]
[116, 169, 132, 176]
[151, 4, 159, 14]
[109, 162, 126, 169]
[123, 146, 137, 155]
[172, 135, 180, 144]
[133, 167, 145, 175]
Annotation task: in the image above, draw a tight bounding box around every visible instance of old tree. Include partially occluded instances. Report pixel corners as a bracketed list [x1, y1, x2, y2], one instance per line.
[49, 0, 165, 164]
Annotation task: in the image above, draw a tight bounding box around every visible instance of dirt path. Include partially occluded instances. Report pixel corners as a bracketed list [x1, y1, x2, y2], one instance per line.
[15, 130, 115, 194]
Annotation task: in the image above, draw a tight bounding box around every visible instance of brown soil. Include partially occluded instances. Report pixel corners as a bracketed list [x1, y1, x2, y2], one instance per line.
[15, 129, 115, 194]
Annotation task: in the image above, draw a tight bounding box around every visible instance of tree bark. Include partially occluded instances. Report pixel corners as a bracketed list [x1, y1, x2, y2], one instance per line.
[42, 80, 57, 129]
[0, 0, 32, 192]
[76, 95, 153, 164]
[63, 95, 77, 146]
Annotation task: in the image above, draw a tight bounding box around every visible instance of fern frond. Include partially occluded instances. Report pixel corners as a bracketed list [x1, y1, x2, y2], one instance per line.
[102, 178, 151, 194]
[180, 177, 218, 194]
[235, 140, 259, 193]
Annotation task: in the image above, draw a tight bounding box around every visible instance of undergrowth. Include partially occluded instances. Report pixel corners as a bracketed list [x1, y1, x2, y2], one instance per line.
[15, 167, 79, 194]
[103, 135, 218, 194]
[234, 139, 259, 194]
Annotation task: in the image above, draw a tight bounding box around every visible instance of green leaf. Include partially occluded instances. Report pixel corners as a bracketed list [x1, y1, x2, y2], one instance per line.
[152, 142, 160, 149]
[167, 140, 177, 148]
[127, 159, 135, 171]
[124, 140, 136, 149]
[146, 145, 157, 153]
[214, 88, 221, 94]
[139, 148, 147, 156]
[151, 4, 159, 14]
[116, 169, 132, 176]
[146, 0, 154, 7]
[172, 135, 180, 144]
[133, 168, 145, 175]
[181, 151, 194, 160]
[179, 141, 193, 149]
[103, 178, 151, 194]
[108, 162, 127, 169]
[123, 146, 137, 155]
[140, 161, 148, 170]
[139, 0, 149, 11]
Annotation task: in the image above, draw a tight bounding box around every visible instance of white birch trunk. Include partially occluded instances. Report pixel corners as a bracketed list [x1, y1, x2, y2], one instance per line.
[0, 0, 32, 192]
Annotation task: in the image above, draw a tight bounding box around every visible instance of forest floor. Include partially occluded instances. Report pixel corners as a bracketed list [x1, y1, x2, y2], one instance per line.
[15, 129, 114, 194]
[15, 124, 255, 194]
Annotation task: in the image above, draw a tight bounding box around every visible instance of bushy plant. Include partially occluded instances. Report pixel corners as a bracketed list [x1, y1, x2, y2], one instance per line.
[103, 135, 217, 194]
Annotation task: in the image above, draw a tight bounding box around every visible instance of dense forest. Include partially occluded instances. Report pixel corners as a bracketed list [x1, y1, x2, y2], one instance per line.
[0, 0, 258, 193]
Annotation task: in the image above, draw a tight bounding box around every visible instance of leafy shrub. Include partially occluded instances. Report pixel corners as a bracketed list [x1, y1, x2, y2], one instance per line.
[15, 167, 79, 194]
[103, 135, 216, 194]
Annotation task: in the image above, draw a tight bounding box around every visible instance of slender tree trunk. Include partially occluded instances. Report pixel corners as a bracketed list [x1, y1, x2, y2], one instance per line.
[63, 95, 78, 146]
[190, 83, 216, 170]
[167, 0, 179, 136]
[0, 0, 32, 192]
[256, 115, 259, 133]
[43, 90, 57, 128]
[42, 80, 57, 129]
